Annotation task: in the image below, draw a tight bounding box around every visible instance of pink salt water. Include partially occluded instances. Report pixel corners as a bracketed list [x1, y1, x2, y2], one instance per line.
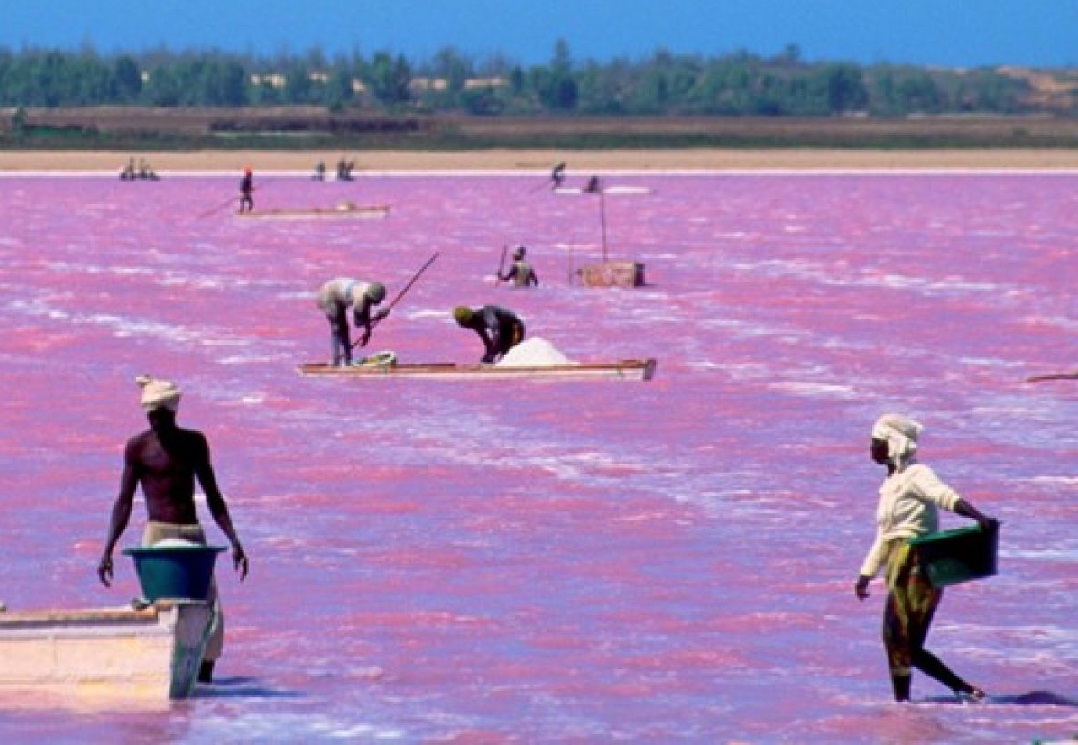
[0, 170, 1074, 742]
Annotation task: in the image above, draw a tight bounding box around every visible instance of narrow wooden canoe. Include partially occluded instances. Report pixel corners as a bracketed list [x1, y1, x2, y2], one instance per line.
[236, 203, 390, 220]
[554, 186, 652, 196]
[298, 358, 658, 381]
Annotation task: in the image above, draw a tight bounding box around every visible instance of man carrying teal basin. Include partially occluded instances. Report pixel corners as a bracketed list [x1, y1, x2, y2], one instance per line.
[97, 375, 249, 683]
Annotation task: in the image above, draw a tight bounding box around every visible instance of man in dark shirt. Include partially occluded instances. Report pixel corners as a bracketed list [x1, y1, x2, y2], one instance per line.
[453, 305, 526, 364]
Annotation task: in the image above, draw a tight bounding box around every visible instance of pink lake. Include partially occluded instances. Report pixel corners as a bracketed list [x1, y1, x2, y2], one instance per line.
[0, 170, 1074, 743]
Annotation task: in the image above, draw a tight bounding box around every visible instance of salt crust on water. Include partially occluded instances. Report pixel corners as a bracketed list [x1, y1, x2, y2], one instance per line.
[496, 337, 574, 367]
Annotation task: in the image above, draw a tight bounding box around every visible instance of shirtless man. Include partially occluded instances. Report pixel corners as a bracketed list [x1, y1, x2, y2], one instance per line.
[97, 375, 249, 683]
[497, 246, 539, 288]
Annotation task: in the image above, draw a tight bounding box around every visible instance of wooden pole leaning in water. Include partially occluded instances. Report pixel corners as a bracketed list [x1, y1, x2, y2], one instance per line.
[1027, 371, 1078, 383]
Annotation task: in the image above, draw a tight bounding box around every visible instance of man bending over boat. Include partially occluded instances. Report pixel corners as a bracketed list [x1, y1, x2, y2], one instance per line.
[498, 246, 539, 288]
[453, 305, 526, 364]
[97, 375, 249, 684]
[316, 278, 389, 366]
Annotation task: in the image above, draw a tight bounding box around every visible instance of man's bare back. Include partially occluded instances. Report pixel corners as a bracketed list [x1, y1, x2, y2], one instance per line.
[123, 425, 212, 525]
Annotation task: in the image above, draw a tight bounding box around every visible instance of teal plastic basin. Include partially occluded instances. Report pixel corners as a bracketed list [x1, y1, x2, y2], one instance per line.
[909, 524, 999, 588]
[122, 545, 226, 601]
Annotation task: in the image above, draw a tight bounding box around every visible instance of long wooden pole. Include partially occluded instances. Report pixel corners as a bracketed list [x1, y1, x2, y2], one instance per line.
[496, 244, 508, 282]
[1027, 371, 1078, 383]
[382, 251, 440, 316]
[599, 187, 608, 263]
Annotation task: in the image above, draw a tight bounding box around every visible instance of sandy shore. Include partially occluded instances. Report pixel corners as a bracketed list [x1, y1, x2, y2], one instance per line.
[1, 148, 1076, 172]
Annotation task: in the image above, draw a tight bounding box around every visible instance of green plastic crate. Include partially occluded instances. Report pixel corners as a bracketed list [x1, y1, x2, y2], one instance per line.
[122, 545, 226, 601]
[909, 524, 999, 588]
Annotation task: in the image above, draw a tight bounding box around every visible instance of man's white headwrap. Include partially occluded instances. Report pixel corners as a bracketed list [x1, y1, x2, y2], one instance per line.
[871, 413, 922, 469]
[136, 374, 182, 412]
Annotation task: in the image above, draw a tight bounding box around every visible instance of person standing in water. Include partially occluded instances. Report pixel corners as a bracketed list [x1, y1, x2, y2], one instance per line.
[498, 246, 539, 288]
[855, 413, 998, 703]
[97, 375, 250, 683]
[238, 167, 255, 213]
[550, 161, 567, 189]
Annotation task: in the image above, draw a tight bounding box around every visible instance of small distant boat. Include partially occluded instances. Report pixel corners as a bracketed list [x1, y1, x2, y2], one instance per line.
[236, 203, 390, 221]
[554, 185, 652, 196]
[297, 358, 658, 382]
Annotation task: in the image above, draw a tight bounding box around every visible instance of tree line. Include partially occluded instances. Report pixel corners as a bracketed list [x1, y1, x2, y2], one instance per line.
[0, 41, 1068, 117]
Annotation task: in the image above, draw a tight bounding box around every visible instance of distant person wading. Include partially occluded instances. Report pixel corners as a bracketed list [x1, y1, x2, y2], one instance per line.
[498, 245, 539, 288]
[238, 168, 254, 213]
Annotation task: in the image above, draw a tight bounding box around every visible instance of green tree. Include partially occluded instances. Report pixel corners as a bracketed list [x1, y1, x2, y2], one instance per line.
[113, 55, 142, 101]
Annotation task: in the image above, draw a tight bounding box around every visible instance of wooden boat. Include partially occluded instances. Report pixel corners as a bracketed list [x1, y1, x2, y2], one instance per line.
[554, 185, 652, 196]
[235, 203, 390, 220]
[297, 357, 658, 381]
[0, 601, 214, 702]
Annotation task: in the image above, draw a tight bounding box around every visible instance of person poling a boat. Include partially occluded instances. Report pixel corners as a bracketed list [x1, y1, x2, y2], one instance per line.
[238, 167, 255, 213]
[97, 375, 249, 684]
[550, 161, 567, 189]
[453, 305, 525, 364]
[855, 413, 999, 703]
[315, 278, 389, 366]
[498, 245, 539, 288]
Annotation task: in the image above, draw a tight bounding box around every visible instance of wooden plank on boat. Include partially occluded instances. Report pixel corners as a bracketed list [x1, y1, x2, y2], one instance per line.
[235, 204, 390, 220]
[578, 261, 646, 288]
[297, 358, 658, 381]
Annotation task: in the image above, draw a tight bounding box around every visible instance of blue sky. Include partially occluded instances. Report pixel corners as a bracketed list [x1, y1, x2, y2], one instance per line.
[1, 1, 1074, 68]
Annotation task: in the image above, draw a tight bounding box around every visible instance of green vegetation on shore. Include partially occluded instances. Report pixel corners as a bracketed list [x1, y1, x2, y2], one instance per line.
[1, 41, 1074, 150]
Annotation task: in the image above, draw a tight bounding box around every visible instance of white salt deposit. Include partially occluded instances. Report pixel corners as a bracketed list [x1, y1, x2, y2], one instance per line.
[497, 337, 575, 366]
[152, 537, 202, 549]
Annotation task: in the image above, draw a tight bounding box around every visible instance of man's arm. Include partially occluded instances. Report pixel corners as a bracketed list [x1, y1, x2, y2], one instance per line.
[354, 298, 390, 347]
[192, 434, 249, 580]
[98, 443, 139, 587]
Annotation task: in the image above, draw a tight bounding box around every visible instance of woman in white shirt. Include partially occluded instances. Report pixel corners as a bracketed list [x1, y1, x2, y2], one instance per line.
[854, 414, 998, 703]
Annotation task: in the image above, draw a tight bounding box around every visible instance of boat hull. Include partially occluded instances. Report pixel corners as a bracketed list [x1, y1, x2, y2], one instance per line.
[235, 204, 390, 220]
[0, 601, 214, 703]
[298, 358, 658, 381]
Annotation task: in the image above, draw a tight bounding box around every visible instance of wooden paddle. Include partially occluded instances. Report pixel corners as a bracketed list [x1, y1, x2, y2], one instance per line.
[351, 252, 441, 349]
[194, 194, 239, 220]
[496, 244, 508, 282]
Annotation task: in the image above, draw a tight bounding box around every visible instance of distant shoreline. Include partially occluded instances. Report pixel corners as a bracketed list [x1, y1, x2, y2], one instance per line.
[1, 148, 1076, 173]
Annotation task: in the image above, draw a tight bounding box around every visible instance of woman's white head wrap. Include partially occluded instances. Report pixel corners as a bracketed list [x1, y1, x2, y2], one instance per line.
[871, 413, 922, 469]
[136, 374, 182, 412]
